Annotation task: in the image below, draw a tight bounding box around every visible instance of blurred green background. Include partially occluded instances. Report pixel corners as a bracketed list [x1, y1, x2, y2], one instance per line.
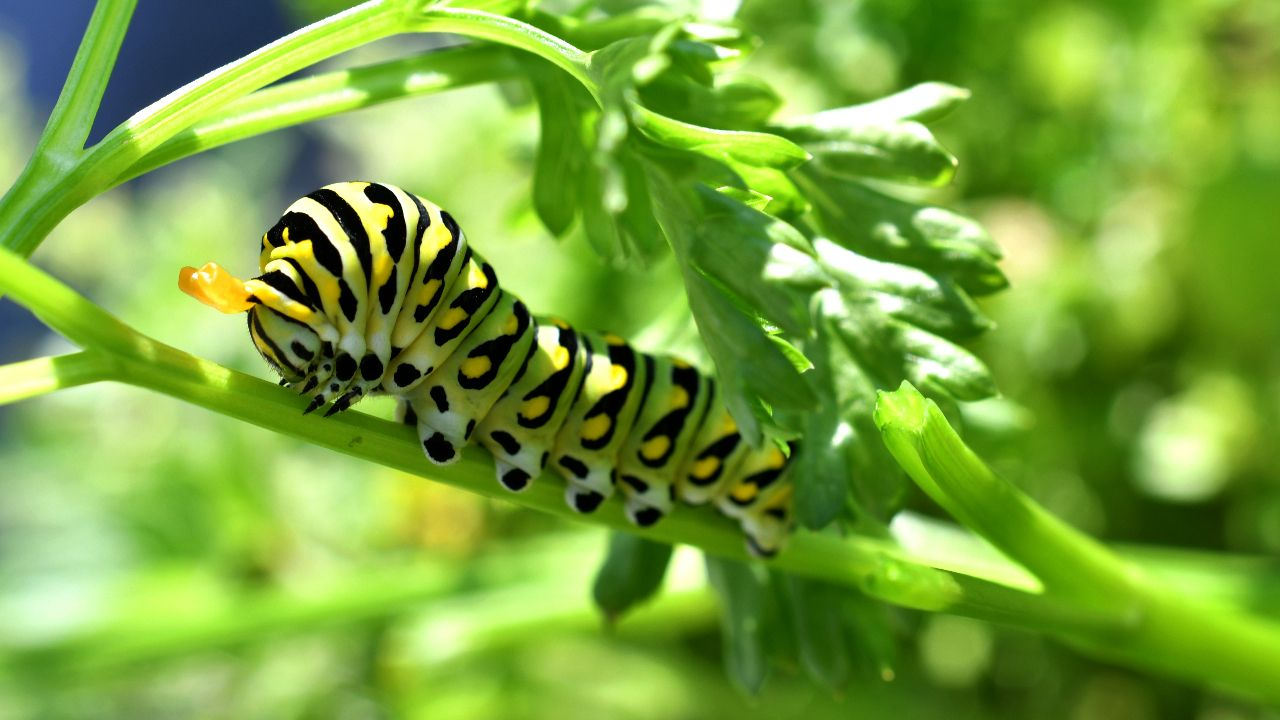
[1, 0, 1278, 717]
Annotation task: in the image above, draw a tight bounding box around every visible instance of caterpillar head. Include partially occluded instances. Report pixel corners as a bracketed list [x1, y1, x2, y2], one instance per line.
[179, 262, 321, 384]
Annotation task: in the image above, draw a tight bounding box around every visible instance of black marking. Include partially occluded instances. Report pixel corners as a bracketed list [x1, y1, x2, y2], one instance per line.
[378, 265, 399, 314]
[280, 258, 323, 309]
[360, 354, 383, 381]
[337, 279, 358, 322]
[540, 451, 549, 469]
[500, 468, 530, 491]
[440, 211, 461, 244]
[423, 432, 456, 463]
[689, 432, 741, 486]
[401, 404, 418, 426]
[621, 475, 649, 494]
[458, 300, 532, 391]
[518, 326, 580, 430]
[406, 193, 431, 299]
[765, 507, 788, 520]
[433, 257, 497, 345]
[490, 430, 521, 456]
[581, 339, 640, 451]
[363, 182, 407, 261]
[308, 187, 373, 285]
[465, 419, 476, 439]
[283, 210, 341, 275]
[573, 490, 605, 513]
[633, 507, 662, 527]
[304, 395, 325, 414]
[430, 385, 450, 413]
[291, 341, 314, 361]
[335, 353, 357, 382]
[279, 378, 290, 386]
[301, 377, 319, 393]
[330, 383, 340, 392]
[745, 534, 777, 559]
[393, 363, 422, 388]
[258, 270, 310, 308]
[559, 455, 589, 479]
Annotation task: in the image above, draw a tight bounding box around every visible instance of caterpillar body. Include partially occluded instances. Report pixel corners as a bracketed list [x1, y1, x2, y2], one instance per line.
[180, 181, 795, 557]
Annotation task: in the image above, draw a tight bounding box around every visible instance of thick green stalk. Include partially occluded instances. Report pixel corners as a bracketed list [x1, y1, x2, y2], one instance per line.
[874, 382, 1280, 702]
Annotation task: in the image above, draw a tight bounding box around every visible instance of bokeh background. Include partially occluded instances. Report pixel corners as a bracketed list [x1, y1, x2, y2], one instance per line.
[1, 0, 1278, 718]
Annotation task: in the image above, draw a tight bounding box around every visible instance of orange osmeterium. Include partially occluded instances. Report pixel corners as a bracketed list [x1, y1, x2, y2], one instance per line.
[178, 262, 254, 314]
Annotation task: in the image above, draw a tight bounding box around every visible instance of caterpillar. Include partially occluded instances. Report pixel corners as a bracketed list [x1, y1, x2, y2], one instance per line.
[179, 181, 795, 557]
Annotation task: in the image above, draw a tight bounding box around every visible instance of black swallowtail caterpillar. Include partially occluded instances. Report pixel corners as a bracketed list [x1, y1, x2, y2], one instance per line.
[179, 181, 794, 557]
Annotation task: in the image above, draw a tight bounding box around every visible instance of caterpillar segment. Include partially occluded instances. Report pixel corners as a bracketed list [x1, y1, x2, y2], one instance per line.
[179, 181, 797, 557]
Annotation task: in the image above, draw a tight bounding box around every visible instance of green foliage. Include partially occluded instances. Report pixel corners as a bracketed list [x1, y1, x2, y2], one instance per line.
[3, 0, 1280, 715]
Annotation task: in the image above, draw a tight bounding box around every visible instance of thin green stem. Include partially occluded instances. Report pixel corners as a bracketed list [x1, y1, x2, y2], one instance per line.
[1, 0, 408, 258]
[115, 44, 520, 185]
[0, 0, 135, 243]
[412, 7, 596, 102]
[35, 0, 138, 155]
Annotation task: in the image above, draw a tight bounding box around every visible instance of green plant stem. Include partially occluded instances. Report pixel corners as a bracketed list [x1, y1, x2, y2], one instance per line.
[0, 0, 135, 245]
[1, 0, 407, 257]
[115, 44, 521, 186]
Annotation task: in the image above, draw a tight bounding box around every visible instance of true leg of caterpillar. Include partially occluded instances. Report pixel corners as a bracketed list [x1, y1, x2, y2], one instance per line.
[477, 321, 589, 493]
[403, 293, 535, 465]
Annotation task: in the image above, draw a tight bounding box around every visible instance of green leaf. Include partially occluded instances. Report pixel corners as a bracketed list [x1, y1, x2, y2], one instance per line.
[800, 166, 1007, 296]
[690, 186, 822, 336]
[815, 238, 993, 340]
[632, 104, 810, 169]
[592, 532, 674, 621]
[778, 119, 958, 186]
[528, 62, 589, 236]
[705, 556, 769, 695]
[779, 575, 851, 692]
[640, 75, 782, 129]
[646, 165, 816, 443]
[802, 81, 970, 126]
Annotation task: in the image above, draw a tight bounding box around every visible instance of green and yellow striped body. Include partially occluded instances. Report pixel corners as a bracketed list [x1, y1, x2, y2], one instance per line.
[236, 181, 796, 557]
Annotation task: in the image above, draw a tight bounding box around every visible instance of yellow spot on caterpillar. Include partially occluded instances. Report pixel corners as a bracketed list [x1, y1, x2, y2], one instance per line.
[768, 448, 785, 468]
[468, 263, 488, 289]
[419, 279, 441, 304]
[607, 365, 628, 392]
[437, 307, 468, 331]
[641, 436, 670, 461]
[179, 262, 254, 314]
[581, 415, 611, 442]
[720, 413, 737, 434]
[730, 482, 759, 503]
[373, 253, 392, 284]
[552, 317, 570, 330]
[673, 358, 691, 369]
[691, 457, 719, 479]
[669, 386, 689, 410]
[461, 356, 491, 379]
[503, 313, 518, 334]
[550, 346, 570, 371]
[425, 222, 452, 253]
[604, 333, 626, 346]
[521, 395, 550, 419]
